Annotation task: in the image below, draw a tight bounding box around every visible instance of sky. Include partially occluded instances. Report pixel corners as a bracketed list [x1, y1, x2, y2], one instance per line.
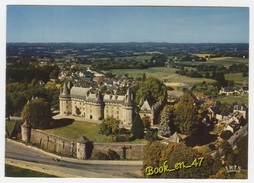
[7, 6, 249, 43]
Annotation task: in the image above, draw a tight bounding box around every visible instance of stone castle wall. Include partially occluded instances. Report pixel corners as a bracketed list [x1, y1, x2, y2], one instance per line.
[29, 129, 144, 160]
[30, 129, 77, 157]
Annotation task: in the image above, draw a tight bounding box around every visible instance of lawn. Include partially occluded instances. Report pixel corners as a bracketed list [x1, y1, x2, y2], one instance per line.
[44, 121, 148, 144]
[5, 164, 57, 177]
[44, 121, 107, 142]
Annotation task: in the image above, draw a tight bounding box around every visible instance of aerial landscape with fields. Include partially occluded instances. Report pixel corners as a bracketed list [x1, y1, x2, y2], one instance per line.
[4, 4, 250, 181]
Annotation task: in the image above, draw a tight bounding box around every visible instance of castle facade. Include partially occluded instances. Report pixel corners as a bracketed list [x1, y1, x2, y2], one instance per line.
[59, 82, 134, 125]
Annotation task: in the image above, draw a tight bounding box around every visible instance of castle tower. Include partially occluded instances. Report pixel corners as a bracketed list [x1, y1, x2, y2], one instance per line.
[122, 88, 134, 125]
[21, 120, 31, 142]
[91, 90, 104, 120]
[59, 82, 72, 115]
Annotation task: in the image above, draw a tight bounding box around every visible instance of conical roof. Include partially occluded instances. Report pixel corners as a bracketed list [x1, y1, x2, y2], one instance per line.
[124, 88, 134, 106]
[77, 136, 89, 143]
[60, 82, 70, 97]
[22, 120, 31, 128]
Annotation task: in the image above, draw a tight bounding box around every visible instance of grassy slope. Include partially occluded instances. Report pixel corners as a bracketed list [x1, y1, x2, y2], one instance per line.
[44, 121, 107, 142]
[5, 164, 57, 177]
[44, 121, 147, 144]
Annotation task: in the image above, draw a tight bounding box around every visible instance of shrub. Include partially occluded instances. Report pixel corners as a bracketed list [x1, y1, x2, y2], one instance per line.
[144, 129, 159, 141]
[95, 152, 108, 160]
[107, 135, 116, 142]
[220, 130, 233, 140]
[107, 149, 120, 160]
[119, 128, 128, 134]
[100, 123, 112, 136]
[95, 150, 120, 160]
[115, 135, 128, 142]
[99, 117, 120, 136]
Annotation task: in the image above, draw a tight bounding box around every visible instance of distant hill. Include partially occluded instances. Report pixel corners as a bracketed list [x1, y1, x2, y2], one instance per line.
[6, 42, 248, 58]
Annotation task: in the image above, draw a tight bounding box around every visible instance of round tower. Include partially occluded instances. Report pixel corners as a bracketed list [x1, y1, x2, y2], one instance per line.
[21, 120, 31, 142]
[122, 88, 134, 125]
[59, 82, 72, 115]
[91, 90, 104, 120]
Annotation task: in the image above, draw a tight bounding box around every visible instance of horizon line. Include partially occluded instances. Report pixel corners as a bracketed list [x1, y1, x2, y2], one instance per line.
[6, 42, 249, 44]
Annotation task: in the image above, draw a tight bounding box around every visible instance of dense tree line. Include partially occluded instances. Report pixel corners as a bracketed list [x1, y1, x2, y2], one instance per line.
[6, 81, 59, 118]
[91, 59, 149, 70]
[196, 63, 248, 74]
[7, 62, 60, 83]
[91, 54, 169, 70]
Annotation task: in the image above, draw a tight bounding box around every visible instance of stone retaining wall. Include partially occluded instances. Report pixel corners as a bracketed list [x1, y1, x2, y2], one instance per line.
[29, 129, 144, 160]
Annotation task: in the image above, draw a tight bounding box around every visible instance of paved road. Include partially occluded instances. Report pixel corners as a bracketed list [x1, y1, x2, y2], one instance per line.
[5, 140, 143, 178]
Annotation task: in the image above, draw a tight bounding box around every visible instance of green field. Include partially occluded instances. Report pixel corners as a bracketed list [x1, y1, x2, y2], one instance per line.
[225, 73, 248, 85]
[115, 55, 152, 62]
[181, 57, 248, 68]
[44, 121, 147, 144]
[216, 93, 248, 105]
[5, 164, 57, 177]
[208, 57, 248, 67]
[111, 67, 215, 86]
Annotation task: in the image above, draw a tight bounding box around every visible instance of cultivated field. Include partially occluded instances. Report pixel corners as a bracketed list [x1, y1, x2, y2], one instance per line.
[111, 67, 215, 87]
[178, 57, 248, 67]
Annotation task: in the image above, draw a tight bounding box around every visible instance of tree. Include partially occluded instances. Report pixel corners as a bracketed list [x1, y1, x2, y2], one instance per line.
[220, 130, 233, 140]
[142, 116, 151, 130]
[158, 105, 174, 137]
[173, 93, 201, 136]
[135, 77, 167, 104]
[143, 142, 219, 178]
[131, 114, 144, 139]
[99, 116, 120, 136]
[220, 140, 235, 166]
[143, 141, 166, 178]
[21, 98, 52, 129]
[235, 135, 248, 169]
[49, 70, 59, 80]
[6, 94, 13, 121]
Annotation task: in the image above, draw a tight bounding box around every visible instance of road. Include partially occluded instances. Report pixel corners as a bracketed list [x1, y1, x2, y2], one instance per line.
[5, 139, 143, 178]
